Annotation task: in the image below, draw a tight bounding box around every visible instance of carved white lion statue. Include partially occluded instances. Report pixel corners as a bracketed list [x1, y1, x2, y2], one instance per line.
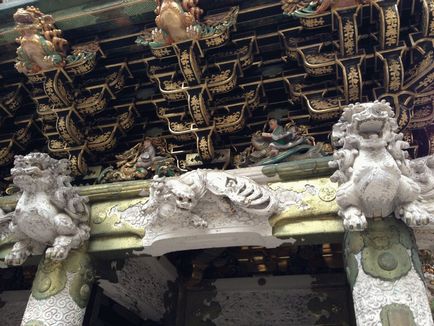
[141, 169, 279, 228]
[0, 153, 90, 265]
[329, 100, 432, 230]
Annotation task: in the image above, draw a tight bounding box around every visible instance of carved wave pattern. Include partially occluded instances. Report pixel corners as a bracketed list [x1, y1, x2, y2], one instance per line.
[21, 272, 86, 326]
[353, 254, 433, 326]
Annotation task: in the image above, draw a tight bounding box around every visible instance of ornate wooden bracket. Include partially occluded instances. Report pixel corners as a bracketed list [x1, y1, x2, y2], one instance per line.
[333, 6, 361, 57]
[139, 9, 261, 162]
[375, 45, 405, 93]
[338, 56, 364, 103]
[421, 0, 434, 37]
[373, 0, 400, 50]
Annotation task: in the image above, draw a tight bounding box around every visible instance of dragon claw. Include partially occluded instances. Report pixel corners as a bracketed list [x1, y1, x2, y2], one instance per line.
[191, 215, 208, 228]
[46, 245, 69, 261]
[5, 248, 30, 266]
[341, 207, 367, 231]
[396, 203, 431, 227]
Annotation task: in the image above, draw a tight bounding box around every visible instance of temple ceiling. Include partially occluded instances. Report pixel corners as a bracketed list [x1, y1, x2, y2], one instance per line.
[0, 0, 432, 187]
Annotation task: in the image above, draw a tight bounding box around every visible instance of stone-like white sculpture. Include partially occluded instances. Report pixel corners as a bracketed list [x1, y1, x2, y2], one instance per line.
[0, 153, 90, 265]
[410, 155, 434, 214]
[329, 100, 432, 230]
[142, 170, 279, 228]
[330, 101, 434, 326]
[118, 169, 285, 255]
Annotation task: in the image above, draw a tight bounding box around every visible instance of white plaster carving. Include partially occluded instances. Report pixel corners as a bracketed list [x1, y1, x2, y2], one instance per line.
[98, 256, 177, 321]
[116, 170, 289, 256]
[409, 155, 434, 251]
[352, 253, 433, 326]
[331, 102, 434, 325]
[410, 155, 434, 214]
[411, 150, 434, 246]
[329, 100, 432, 231]
[21, 272, 86, 326]
[0, 153, 90, 265]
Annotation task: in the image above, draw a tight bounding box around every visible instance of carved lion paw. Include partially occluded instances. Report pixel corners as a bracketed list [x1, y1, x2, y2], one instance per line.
[190, 215, 208, 228]
[5, 249, 30, 266]
[45, 245, 69, 261]
[340, 206, 367, 231]
[395, 203, 431, 226]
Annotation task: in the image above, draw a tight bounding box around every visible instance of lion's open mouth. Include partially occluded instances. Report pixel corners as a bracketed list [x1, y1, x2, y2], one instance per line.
[178, 205, 193, 211]
[356, 118, 386, 140]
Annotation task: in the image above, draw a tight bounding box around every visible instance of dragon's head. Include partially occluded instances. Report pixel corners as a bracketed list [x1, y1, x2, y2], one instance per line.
[11, 153, 70, 193]
[332, 100, 397, 149]
[165, 179, 198, 211]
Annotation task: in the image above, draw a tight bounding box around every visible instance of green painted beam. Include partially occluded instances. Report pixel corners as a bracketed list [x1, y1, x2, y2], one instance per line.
[262, 156, 335, 181]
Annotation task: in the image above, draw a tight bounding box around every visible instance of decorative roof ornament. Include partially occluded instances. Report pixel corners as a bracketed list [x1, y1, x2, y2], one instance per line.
[98, 138, 179, 183]
[329, 100, 432, 231]
[136, 0, 238, 48]
[234, 119, 326, 168]
[14, 6, 69, 74]
[0, 153, 90, 265]
[155, 0, 203, 43]
[13, 6, 100, 76]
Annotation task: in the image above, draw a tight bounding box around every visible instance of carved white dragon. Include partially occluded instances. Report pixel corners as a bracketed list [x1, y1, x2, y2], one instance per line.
[140, 169, 279, 229]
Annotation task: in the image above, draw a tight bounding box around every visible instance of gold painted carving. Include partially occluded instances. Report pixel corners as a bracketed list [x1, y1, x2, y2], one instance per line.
[384, 7, 399, 47]
[347, 66, 360, 102]
[152, 47, 172, 58]
[388, 58, 402, 92]
[343, 20, 356, 56]
[406, 51, 434, 83]
[179, 49, 198, 83]
[302, 17, 325, 28]
[306, 66, 333, 76]
[305, 53, 335, 64]
[189, 93, 210, 126]
[430, 0, 434, 35]
[198, 135, 213, 160]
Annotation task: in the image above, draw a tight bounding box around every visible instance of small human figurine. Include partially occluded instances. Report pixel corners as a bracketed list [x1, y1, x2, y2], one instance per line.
[282, 0, 372, 18]
[261, 118, 298, 157]
[99, 139, 177, 182]
[234, 118, 324, 167]
[136, 139, 159, 169]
